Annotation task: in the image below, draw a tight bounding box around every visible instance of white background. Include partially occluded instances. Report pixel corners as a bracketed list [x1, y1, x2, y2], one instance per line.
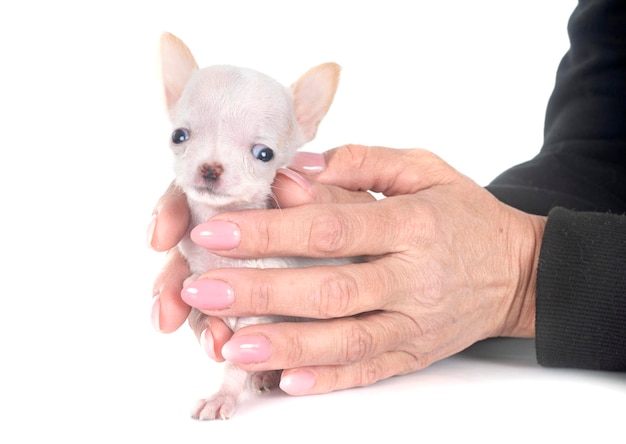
[2, 1, 623, 442]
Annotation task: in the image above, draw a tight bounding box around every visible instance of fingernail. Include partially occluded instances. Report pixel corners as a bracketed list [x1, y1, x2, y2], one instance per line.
[146, 214, 157, 249]
[276, 168, 315, 196]
[150, 295, 161, 332]
[200, 328, 217, 360]
[221, 335, 272, 364]
[289, 152, 326, 175]
[181, 279, 234, 310]
[279, 371, 316, 395]
[191, 220, 241, 250]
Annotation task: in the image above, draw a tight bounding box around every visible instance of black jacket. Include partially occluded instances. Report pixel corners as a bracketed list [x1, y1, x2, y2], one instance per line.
[486, 0, 626, 370]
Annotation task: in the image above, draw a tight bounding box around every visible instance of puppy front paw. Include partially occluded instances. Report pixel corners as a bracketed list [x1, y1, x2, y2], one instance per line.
[248, 370, 281, 393]
[191, 393, 238, 420]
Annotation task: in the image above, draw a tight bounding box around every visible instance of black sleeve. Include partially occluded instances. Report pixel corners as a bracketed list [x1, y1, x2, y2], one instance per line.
[485, 0, 626, 370]
[536, 208, 626, 370]
[486, 0, 626, 216]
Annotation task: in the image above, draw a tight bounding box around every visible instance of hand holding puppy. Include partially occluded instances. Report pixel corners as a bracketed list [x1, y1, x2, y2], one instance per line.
[150, 145, 544, 396]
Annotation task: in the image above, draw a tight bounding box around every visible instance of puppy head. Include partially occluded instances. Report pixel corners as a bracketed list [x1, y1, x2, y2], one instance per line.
[159, 32, 340, 210]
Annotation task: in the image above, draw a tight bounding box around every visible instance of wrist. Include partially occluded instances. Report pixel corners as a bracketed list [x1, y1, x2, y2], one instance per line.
[501, 212, 546, 338]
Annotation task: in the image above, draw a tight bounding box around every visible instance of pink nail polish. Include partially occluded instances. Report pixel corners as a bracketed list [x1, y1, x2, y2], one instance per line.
[276, 168, 315, 196]
[279, 371, 316, 395]
[289, 152, 326, 174]
[191, 220, 241, 250]
[150, 295, 161, 332]
[200, 328, 217, 360]
[221, 336, 272, 364]
[181, 279, 234, 310]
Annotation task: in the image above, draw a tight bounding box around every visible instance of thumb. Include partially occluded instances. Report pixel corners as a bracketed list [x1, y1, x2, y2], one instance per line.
[307, 145, 458, 197]
[149, 182, 190, 252]
[272, 168, 375, 208]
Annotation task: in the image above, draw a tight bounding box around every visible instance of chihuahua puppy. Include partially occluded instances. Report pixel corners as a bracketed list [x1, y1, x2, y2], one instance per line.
[159, 32, 341, 420]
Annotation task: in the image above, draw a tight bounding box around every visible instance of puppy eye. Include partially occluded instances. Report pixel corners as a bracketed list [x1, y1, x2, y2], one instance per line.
[251, 144, 274, 162]
[172, 128, 190, 144]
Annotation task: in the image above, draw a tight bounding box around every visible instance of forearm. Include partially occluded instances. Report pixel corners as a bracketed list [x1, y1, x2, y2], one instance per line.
[487, 0, 626, 370]
[487, 0, 626, 216]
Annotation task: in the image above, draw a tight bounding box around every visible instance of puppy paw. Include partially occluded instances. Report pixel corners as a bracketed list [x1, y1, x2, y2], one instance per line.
[191, 393, 238, 420]
[248, 370, 281, 393]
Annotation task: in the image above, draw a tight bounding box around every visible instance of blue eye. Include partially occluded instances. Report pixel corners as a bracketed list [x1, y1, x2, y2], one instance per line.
[172, 128, 190, 144]
[251, 144, 274, 162]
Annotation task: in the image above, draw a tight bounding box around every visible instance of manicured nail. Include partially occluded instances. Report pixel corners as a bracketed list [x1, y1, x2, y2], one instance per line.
[200, 328, 217, 360]
[150, 295, 161, 332]
[289, 152, 326, 174]
[221, 335, 272, 364]
[279, 371, 316, 395]
[191, 220, 241, 250]
[146, 214, 157, 249]
[181, 279, 234, 310]
[276, 168, 315, 196]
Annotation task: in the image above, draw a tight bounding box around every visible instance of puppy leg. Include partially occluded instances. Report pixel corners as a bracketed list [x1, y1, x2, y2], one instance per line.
[191, 363, 248, 420]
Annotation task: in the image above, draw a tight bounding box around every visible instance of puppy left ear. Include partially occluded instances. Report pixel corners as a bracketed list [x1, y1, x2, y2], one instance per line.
[159, 32, 199, 116]
[291, 62, 340, 142]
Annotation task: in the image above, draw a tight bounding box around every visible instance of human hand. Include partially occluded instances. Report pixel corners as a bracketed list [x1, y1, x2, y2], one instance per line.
[148, 155, 374, 351]
[177, 145, 545, 394]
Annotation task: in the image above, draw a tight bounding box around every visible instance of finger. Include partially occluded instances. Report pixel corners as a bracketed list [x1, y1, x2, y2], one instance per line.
[152, 247, 191, 333]
[202, 317, 233, 362]
[192, 194, 423, 258]
[219, 311, 418, 372]
[310, 145, 459, 196]
[149, 182, 190, 252]
[279, 351, 423, 396]
[273, 168, 375, 208]
[182, 256, 414, 319]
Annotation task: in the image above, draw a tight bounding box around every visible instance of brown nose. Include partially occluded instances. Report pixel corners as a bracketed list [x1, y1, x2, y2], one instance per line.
[200, 163, 224, 181]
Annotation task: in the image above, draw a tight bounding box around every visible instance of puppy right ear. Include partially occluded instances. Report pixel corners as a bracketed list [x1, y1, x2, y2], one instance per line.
[159, 32, 199, 115]
[291, 62, 340, 143]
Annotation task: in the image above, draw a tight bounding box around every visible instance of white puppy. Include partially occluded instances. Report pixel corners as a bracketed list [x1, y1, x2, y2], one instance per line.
[159, 32, 342, 420]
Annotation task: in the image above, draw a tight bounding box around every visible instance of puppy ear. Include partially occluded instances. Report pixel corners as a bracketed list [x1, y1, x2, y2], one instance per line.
[159, 32, 199, 115]
[291, 63, 340, 142]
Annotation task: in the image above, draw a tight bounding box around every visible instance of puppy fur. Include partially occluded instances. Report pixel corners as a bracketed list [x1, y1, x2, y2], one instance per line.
[159, 32, 341, 420]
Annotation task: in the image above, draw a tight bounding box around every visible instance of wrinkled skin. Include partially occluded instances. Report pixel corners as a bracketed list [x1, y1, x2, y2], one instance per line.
[150, 145, 544, 395]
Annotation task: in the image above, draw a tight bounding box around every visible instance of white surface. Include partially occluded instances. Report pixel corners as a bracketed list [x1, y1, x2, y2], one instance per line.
[2, 0, 623, 443]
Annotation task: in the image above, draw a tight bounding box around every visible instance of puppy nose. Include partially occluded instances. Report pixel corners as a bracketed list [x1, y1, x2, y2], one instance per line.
[200, 163, 224, 181]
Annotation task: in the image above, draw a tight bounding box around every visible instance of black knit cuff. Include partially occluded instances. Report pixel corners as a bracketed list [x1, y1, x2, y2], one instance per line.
[536, 207, 626, 370]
